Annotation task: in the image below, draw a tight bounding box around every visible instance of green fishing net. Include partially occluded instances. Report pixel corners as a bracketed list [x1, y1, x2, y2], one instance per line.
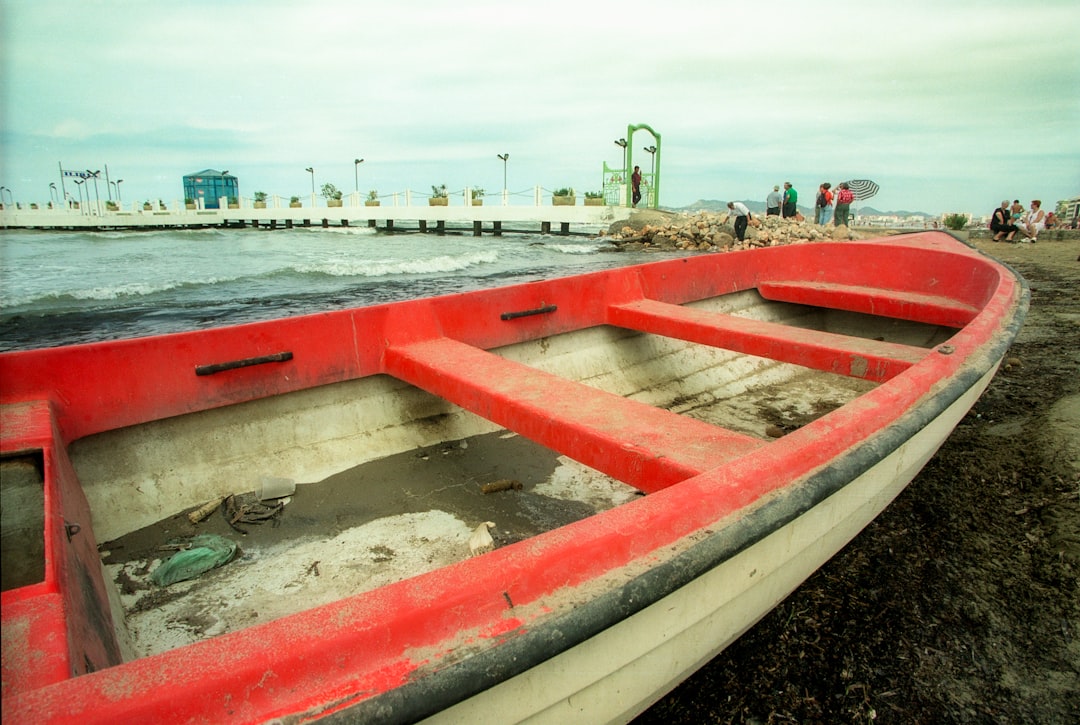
[150, 534, 237, 586]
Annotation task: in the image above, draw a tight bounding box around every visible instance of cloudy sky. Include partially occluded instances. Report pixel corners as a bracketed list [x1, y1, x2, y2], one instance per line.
[2, 0, 1078, 215]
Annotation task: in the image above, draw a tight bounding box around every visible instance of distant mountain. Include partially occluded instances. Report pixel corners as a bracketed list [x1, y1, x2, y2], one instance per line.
[675, 199, 933, 218]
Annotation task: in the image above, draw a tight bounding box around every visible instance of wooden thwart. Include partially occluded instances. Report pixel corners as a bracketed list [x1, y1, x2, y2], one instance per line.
[607, 298, 930, 382]
[383, 337, 765, 493]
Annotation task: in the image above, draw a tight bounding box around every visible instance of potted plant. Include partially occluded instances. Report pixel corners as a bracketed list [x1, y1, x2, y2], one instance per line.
[143, 200, 153, 211]
[429, 184, 448, 206]
[471, 187, 485, 207]
[943, 213, 968, 231]
[321, 183, 343, 208]
[552, 187, 575, 206]
[289, 195, 301, 208]
[158, 199, 167, 210]
[253, 191, 268, 209]
[106, 200, 119, 211]
[185, 197, 196, 210]
[365, 189, 380, 207]
[584, 190, 605, 206]
[227, 196, 239, 209]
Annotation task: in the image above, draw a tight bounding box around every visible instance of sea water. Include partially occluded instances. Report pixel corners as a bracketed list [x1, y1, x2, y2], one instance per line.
[0, 225, 672, 352]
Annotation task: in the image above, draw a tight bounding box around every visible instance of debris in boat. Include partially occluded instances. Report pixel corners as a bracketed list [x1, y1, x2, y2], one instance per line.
[765, 424, 786, 438]
[150, 533, 237, 586]
[256, 475, 296, 500]
[223, 493, 285, 533]
[187, 496, 224, 524]
[481, 478, 524, 494]
[468, 521, 496, 555]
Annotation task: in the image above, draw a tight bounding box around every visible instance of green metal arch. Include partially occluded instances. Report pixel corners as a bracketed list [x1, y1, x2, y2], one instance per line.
[625, 123, 661, 208]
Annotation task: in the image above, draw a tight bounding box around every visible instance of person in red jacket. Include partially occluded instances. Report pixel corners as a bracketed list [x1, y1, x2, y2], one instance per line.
[834, 182, 855, 226]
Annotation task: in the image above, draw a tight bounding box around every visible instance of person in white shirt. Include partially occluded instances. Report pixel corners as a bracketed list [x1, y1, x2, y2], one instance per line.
[727, 201, 751, 241]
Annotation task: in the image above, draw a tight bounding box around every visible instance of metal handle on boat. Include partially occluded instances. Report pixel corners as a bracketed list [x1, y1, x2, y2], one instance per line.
[195, 351, 294, 376]
[500, 304, 557, 321]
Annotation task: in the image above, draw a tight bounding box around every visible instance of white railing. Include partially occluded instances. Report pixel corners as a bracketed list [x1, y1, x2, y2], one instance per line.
[1, 185, 625, 215]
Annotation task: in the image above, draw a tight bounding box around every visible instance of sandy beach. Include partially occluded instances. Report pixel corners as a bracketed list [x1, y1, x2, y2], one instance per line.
[636, 233, 1079, 723]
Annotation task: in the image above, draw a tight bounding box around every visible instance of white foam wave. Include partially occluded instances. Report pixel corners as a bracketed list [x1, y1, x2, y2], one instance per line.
[543, 243, 601, 255]
[297, 250, 499, 277]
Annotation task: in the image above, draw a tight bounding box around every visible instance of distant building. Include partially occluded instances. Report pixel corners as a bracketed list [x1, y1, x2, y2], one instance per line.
[183, 169, 238, 209]
[1058, 196, 1080, 229]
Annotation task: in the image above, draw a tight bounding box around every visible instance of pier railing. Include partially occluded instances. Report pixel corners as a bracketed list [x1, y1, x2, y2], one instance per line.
[0, 185, 630, 232]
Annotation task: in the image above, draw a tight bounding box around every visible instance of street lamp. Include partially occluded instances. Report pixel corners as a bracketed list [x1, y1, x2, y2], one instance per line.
[49, 182, 58, 204]
[0, 186, 11, 206]
[497, 153, 509, 194]
[305, 167, 315, 196]
[614, 138, 628, 171]
[354, 158, 364, 193]
[86, 169, 102, 215]
[643, 145, 657, 177]
[116, 179, 123, 203]
[73, 179, 85, 211]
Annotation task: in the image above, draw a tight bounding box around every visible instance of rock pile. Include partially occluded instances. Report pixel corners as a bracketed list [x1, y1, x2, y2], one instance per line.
[602, 210, 858, 252]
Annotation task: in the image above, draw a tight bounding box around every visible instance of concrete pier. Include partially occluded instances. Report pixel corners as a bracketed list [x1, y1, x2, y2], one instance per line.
[0, 197, 630, 235]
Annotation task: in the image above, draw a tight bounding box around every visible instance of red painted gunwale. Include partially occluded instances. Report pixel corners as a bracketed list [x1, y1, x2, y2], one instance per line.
[0, 232, 1024, 723]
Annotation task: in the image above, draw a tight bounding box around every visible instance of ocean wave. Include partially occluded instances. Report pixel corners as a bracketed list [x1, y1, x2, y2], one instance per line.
[0, 274, 249, 309]
[541, 243, 602, 255]
[296, 250, 499, 278]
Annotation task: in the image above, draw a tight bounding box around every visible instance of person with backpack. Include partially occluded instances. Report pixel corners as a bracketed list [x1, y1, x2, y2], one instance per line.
[815, 183, 833, 226]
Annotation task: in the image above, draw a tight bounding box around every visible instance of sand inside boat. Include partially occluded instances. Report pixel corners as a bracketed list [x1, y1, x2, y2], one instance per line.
[98, 367, 882, 660]
[91, 293, 950, 661]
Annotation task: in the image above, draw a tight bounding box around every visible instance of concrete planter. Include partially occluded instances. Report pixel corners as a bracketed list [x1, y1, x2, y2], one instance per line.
[429, 197, 448, 206]
[254, 202, 267, 209]
[471, 199, 484, 206]
[584, 198, 605, 206]
[327, 199, 343, 208]
[290, 202, 302, 208]
[365, 200, 380, 207]
[553, 195, 575, 206]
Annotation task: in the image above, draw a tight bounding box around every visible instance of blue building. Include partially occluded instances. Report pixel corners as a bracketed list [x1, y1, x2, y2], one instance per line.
[183, 169, 238, 209]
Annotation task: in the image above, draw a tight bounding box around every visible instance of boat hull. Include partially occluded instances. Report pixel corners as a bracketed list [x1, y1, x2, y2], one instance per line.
[0, 232, 1027, 724]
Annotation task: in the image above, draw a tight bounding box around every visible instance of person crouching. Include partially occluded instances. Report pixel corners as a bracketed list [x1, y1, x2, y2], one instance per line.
[727, 201, 751, 241]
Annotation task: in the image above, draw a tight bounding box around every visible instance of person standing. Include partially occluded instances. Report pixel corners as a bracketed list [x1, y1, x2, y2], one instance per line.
[766, 185, 782, 216]
[727, 201, 751, 241]
[631, 166, 642, 208]
[815, 183, 833, 225]
[990, 200, 1018, 242]
[782, 182, 797, 219]
[834, 182, 855, 226]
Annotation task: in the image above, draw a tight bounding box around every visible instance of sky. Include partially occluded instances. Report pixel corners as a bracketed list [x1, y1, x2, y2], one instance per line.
[1, 0, 1078, 216]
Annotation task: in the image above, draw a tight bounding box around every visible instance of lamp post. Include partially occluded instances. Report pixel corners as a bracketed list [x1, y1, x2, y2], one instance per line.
[305, 167, 315, 196]
[49, 182, 58, 204]
[643, 145, 656, 206]
[0, 186, 11, 206]
[497, 153, 509, 194]
[354, 158, 364, 193]
[643, 145, 657, 177]
[86, 169, 102, 215]
[73, 179, 85, 212]
[614, 138, 628, 172]
[116, 179, 124, 203]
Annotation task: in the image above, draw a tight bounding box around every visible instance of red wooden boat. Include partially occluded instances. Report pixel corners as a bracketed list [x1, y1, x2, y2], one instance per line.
[1, 232, 1026, 723]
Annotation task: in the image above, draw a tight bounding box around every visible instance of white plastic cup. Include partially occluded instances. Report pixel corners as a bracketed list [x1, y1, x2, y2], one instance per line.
[256, 476, 296, 500]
